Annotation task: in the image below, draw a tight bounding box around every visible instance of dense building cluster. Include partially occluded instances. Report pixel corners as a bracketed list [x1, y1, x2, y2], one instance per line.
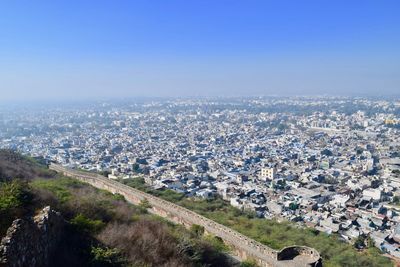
[1, 96, 400, 258]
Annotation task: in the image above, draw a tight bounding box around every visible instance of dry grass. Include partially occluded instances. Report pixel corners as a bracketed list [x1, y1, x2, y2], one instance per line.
[98, 220, 190, 267]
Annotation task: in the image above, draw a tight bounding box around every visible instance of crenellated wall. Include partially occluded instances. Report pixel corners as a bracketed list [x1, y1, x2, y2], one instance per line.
[50, 163, 322, 267]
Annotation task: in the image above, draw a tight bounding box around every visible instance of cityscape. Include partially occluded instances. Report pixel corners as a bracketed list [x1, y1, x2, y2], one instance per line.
[1, 1, 399, 266]
[2, 96, 400, 260]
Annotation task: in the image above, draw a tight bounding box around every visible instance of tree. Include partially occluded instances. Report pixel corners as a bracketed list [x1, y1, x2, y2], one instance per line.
[353, 235, 366, 249]
[289, 203, 299, 211]
[393, 196, 400, 205]
[366, 236, 374, 248]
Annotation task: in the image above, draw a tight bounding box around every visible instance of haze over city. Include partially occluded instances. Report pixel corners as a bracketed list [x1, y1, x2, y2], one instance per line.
[1, 0, 399, 102]
[2, 1, 400, 267]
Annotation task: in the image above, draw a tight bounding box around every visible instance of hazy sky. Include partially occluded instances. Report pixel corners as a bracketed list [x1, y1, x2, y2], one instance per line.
[1, 0, 399, 101]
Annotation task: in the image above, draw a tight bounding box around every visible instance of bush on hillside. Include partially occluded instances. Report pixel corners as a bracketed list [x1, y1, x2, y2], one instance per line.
[0, 180, 33, 237]
[71, 214, 105, 234]
[90, 246, 126, 267]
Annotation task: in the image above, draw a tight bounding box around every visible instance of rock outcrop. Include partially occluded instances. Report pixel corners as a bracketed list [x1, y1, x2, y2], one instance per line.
[0, 206, 64, 267]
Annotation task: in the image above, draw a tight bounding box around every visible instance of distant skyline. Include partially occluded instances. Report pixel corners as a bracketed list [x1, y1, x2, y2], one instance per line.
[0, 1, 399, 101]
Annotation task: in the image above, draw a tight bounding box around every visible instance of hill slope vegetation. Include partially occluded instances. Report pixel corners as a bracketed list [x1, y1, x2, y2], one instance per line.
[0, 150, 235, 267]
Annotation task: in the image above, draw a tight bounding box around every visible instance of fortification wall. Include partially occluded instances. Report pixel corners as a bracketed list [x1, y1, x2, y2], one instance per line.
[50, 163, 322, 267]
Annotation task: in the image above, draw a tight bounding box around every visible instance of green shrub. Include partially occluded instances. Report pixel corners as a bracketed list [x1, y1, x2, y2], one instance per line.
[190, 224, 205, 238]
[240, 259, 259, 267]
[203, 235, 230, 253]
[91, 246, 126, 266]
[138, 198, 152, 210]
[111, 193, 125, 202]
[31, 177, 82, 203]
[0, 180, 32, 211]
[0, 180, 32, 236]
[71, 214, 105, 233]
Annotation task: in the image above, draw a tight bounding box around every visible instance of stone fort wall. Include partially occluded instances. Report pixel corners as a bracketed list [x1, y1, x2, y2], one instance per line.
[50, 163, 322, 267]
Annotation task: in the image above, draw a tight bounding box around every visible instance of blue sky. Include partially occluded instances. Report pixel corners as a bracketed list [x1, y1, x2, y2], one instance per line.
[0, 0, 399, 101]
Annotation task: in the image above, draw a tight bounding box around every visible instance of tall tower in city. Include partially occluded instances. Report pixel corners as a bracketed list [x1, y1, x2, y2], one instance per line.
[260, 167, 275, 189]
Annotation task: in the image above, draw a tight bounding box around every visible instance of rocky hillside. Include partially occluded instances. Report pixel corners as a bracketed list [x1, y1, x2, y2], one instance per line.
[0, 150, 53, 182]
[0, 150, 238, 267]
[0, 206, 64, 267]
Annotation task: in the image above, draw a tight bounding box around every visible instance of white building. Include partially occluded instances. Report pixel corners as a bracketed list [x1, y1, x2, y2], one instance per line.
[363, 188, 381, 201]
[260, 167, 275, 181]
